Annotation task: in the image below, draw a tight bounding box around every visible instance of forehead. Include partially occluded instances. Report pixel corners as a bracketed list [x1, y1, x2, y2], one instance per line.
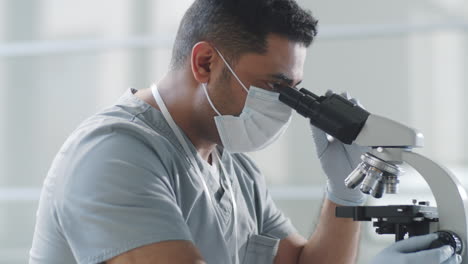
[236, 34, 307, 83]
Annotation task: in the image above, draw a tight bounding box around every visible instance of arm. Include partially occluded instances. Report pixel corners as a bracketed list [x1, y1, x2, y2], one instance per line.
[274, 199, 360, 264]
[106, 240, 206, 264]
[275, 92, 366, 264]
[298, 199, 360, 264]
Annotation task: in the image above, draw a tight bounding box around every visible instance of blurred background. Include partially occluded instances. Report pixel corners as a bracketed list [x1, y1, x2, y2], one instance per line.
[0, 0, 467, 263]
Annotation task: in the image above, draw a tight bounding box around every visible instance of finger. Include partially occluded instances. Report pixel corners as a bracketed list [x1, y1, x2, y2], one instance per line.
[345, 92, 351, 100]
[342, 143, 369, 168]
[311, 124, 329, 157]
[325, 89, 334, 96]
[393, 233, 438, 252]
[311, 123, 327, 137]
[442, 254, 462, 264]
[356, 101, 366, 109]
[339, 91, 352, 100]
[349, 98, 364, 108]
[407, 245, 454, 263]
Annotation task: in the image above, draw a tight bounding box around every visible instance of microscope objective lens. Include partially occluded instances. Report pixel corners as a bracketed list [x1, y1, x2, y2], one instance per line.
[360, 167, 383, 194]
[345, 162, 368, 189]
[371, 178, 386, 198]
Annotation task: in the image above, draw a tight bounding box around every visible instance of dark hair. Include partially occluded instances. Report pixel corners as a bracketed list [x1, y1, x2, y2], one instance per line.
[170, 0, 318, 70]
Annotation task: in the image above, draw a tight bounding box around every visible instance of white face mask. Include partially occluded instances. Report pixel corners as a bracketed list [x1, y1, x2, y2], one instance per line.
[202, 49, 293, 153]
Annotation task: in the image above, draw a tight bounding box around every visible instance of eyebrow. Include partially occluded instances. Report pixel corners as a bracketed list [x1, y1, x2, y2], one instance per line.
[270, 73, 302, 87]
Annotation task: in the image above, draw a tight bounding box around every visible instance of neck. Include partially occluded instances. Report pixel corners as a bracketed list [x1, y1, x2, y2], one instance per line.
[136, 70, 218, 161]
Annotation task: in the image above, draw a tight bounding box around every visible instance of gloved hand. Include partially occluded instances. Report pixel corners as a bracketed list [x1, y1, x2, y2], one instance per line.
[371, 233, 462, 264]
[311, 90, 368, 206]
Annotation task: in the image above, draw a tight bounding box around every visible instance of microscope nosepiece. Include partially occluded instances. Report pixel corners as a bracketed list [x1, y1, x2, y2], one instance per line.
[345, 152, 402, 198]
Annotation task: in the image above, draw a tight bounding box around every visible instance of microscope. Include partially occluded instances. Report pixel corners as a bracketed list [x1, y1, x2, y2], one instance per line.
[277, 86, 468, 260]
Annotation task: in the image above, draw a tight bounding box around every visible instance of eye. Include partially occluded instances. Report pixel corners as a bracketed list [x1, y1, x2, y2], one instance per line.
[263, 82, 277, 91]
[268, 82, 291, 92]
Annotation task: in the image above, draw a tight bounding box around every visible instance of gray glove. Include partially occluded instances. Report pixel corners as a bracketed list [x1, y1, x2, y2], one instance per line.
[371, 233, 462, 264]
[311, 91, 368, 206]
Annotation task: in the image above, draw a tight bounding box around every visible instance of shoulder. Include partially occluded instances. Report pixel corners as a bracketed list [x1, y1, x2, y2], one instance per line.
[63, 107, 177, 164]
[51, 110, 183, 202]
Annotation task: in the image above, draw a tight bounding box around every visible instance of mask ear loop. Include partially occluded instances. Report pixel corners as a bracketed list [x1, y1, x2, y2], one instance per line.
[214, 48, 249, 93]
[201, 83, 223, 116]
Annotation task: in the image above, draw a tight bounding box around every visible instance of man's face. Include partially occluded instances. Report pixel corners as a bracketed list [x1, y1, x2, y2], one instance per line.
[210, 34, 307, 117]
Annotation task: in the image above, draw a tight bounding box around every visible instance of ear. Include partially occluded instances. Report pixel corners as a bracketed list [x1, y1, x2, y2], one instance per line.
[191, 42, 215, 84]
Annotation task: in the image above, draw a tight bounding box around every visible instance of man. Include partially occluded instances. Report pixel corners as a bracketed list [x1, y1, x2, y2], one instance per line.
[30, 0, 461, 263]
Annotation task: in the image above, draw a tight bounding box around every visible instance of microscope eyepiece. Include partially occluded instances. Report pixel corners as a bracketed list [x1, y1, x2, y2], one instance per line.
[277, 85, 370, 145]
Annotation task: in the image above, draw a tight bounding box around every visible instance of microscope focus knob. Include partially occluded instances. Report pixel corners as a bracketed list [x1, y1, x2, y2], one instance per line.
[429, 231, 464, 255]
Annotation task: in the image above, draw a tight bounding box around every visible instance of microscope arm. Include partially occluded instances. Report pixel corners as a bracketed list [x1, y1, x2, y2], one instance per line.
[402, 150, 468, 258]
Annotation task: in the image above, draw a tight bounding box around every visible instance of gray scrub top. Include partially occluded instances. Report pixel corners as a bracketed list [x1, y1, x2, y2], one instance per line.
[29, 88, 297, 264]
